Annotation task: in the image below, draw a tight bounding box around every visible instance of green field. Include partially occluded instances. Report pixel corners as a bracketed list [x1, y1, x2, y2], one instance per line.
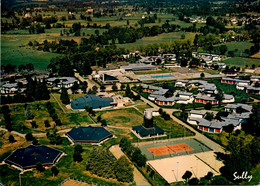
[216, 41, 254, 57]
[117, 32, 196, 50]
[223, 57, 260, 68]
[1, 35, 61, 70]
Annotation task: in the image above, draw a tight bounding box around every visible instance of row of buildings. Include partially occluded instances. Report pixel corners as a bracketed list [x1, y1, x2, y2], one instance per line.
[187, 103, 252, 134]
[221, 76, 260, 94]
[1, 76, 79, 94]
[142, 79, 235, 106]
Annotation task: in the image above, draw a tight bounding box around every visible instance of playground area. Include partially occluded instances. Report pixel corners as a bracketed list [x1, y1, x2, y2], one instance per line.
[139, 138, 212, 160]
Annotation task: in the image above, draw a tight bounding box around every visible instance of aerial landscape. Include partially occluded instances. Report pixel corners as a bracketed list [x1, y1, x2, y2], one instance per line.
[1, 0, 260, 185]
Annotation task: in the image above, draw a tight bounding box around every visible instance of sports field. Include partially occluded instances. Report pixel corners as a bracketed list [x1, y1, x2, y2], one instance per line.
[148, 143, 194, 156]
[139, 138, 211, 160]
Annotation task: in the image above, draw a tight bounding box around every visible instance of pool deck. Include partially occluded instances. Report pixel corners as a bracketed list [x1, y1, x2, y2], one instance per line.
[135, 72, 222, 81]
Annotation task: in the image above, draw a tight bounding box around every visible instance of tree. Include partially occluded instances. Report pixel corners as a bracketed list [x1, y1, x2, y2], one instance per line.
[188, 177, 199, 185]
[51, 166, 59, 177]
[112, 84, 118, 91]
[31, 121, 38, 128]
[8, 135, 16, 143]
[182, 170, 192, 181]
[204, 171, 213, 180]
[74, 144, 84, 153]
[219, 45, 228, 55]
[210, 176, 229, 185]
[47, 130, 63, 145]
[25, 133, 34, 141]
[44, 120, 50, 128]
[73, 151, 83, 162]
[205, 112, 214, 121]
[32, 138, 39, 145]
[97, 115, 102, 122]
[242, 103, 260, 136]
[200, 72, 205, 79]
[114, 156, 133, 182]
[132, 148, 147, 167]
[71, 82, 79, 94]
[101, 120, 107, 127]
[236, 106, 244, 114]
[92, 86, 98, 94]
[120, 84, 125, 91]
[36, 162, 45, 173]
[204, 102, 212, 110]
[125, 84, 133, 98]
[220, 136, 253, 182]
[60, 87, 70, 104]
[223, 124, 234, 137]
[216, 88, 224, 108]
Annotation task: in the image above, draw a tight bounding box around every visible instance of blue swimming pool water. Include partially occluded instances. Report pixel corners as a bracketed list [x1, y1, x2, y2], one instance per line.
[140, 76, 149, 79]
[151, 74, 173, 78]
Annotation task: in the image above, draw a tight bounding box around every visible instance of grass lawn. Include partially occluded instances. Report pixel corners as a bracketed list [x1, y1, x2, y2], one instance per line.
[134, 104, 152, 113]
[222, 57, 260, 68]
[94, 108, 144, 128]
[154, 116, 193, 138]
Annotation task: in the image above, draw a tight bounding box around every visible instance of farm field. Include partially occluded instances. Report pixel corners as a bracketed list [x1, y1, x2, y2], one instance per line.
[222, 57, 260, 68]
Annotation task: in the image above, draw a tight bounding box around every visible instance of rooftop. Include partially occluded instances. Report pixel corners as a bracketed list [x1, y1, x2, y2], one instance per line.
[71, 94, 113, 109]
[4, 145, 63, 170]
[66, 126, 113, 143]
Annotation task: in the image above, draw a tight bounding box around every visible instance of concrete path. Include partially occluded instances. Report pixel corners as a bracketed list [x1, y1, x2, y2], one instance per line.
[0, 127, 26, 138]
[109, 145, 151, 186]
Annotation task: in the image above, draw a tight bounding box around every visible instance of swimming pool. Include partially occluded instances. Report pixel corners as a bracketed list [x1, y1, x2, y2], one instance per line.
[151, 74, 173, 78]
[140, 76, 149, 79]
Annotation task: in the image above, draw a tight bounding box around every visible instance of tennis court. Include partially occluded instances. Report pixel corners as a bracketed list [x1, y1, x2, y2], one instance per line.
[148, 143, 194, 156]
[139, 138, 212, 160]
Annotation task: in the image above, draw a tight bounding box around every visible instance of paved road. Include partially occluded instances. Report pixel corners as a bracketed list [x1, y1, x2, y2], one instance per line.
[109, 145, 151, 186]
